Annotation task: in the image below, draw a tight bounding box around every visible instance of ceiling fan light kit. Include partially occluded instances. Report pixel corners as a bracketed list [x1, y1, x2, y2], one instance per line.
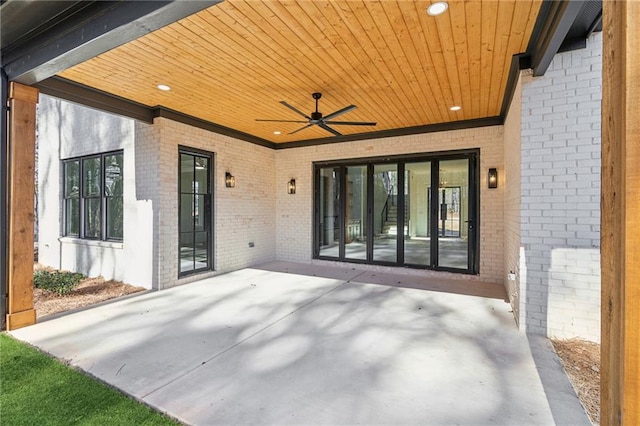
[256, 92, 377, 137]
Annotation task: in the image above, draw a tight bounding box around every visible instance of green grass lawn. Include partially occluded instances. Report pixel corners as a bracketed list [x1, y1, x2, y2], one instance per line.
[0, 333, 180, 425]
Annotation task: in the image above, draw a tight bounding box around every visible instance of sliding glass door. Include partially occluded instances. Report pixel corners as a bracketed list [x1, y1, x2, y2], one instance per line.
[314, 151, 478, 274]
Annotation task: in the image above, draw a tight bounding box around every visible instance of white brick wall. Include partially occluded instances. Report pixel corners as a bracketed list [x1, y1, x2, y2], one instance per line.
[503, 72, 523, 321]
[37, 95, 155, 288]
[519, 32, 602, 342]
[275, 127, 505, 284]
[141, 118, 277, 289]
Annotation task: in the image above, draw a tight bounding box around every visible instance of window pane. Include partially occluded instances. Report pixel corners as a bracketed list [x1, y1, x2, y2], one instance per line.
[105, 154, 123, 196]
[373, 163, 398, 262]
[345, 166, 367, 260]
[319, 167, 340, 258]
[65, 198, 79, 236]
[437, 159, 469, 269]
[83, 157, 101, 197]
[180, 194, 194, 233]
[180, 154, 194, 193]
[85, 198, 101, 239]
[404, 162, 432, 266]
[194, 232, 209, 270]
[179, 233, 195, 273]
[106, 196, 123, 240]
[194, 156, 209, 194]
[64, 161, 80, 198]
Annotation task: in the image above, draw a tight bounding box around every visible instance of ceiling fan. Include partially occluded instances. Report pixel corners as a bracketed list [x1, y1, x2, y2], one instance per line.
[256, 92, 376, 136]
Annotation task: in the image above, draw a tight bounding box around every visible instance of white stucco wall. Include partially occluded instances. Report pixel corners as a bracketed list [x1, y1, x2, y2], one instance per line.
[37, 94, 155, 288]
[275, 126, 505, 285]
[519, 32, 602, 342]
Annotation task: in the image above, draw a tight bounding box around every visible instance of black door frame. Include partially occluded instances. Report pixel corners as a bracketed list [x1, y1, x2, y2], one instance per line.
[178, 146, 215, 277]
[313, 149, 480, 275]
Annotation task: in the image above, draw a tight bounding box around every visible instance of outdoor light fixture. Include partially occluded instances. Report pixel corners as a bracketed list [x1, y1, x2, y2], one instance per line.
[488, 168, 498, 189]
[225, 172, 235, 188]
[288, 179, 296, 194]
[156, 84, 171, 91]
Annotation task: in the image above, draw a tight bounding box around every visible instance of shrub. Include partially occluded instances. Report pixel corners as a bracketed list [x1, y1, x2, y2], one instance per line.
[33, 270, 84, 296]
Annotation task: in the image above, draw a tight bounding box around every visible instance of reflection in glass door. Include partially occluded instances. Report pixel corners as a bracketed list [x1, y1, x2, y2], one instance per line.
[345, 166, 368, 260]
[437, 159, 469, 269]
[404, 162, 431, 266]
[373, 164, 398, 262]
[179, 150, 213, 276]
[318, 167, 340, 258]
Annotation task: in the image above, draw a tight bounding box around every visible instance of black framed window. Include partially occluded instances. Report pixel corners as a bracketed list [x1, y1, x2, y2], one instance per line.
[63, 151, 123, 241]
[314, 150, 479, 274]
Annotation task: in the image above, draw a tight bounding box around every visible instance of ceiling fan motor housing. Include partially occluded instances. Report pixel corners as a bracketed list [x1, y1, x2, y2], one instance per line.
[311, 111, 323, 121]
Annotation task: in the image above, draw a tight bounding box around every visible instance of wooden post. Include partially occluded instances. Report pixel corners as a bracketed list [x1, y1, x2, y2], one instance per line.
[5, 82, 38, 330]
[601, 1, 640, 424]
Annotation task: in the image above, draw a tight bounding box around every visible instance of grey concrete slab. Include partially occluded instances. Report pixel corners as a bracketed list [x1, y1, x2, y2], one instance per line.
[11, 262, 590, 425]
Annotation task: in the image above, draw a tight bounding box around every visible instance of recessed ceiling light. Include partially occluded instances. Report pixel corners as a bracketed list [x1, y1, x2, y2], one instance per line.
[273, 131, 282, 135]
[450, 105, 462, 111]
[427, 2, 448, 16]
[157, 84, 171, 91]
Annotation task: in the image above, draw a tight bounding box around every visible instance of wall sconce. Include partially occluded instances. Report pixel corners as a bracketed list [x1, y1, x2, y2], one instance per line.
[488, 168, 498, 189]
[225, 172, 235, 188]
[287, 178, 296, 194]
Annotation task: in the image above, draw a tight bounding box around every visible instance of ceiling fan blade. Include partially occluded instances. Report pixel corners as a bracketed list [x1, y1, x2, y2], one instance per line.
[324, 121, 377, 126]
[255, 119, 309, 123]
[280, 101, 311, 119]
[289, 123, 314, 135]
[319, 123, 342, 137]
[322, 104, 357, 121]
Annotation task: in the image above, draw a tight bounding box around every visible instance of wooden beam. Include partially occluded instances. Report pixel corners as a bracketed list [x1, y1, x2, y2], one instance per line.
[6, 82, 38, 330]
[601, 1, 640, 424]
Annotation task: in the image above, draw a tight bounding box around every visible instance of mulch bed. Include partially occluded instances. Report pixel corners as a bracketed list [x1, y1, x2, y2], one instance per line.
[34, 275, 145, 318]
[551, 338, 600, 425]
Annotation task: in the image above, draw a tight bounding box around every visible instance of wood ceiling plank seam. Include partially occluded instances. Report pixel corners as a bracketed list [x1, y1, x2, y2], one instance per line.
[325, 0, 410, 126]
[113, 34, 311, 141]
[521, 0, 543, 52]
[221, 1, 385, 133]
[398, 1, 448, 123]
[494, 1, 538, 115]
[487, 1, 517, 116]
[413, 3, 456, 119]
[122, 29, 287, 119]
[292, 0, 407, 127]
[160, 17, 315, 112]
[449, 0, 473, 120]
[256, 1, 379, 122]
[479, 0, 499, 117]
[465, 1, 483, 119]
[242, 3, 388, 134]
[202, 6, 331, 101]
[229, 2, 337, 92]
[407, 0, 453, 123]
[346, 0, 424, 124]
[363, 1, 434, 123]
[433, 1, 464, 122]
[59, 51, 177, 107]
[180, 9, 342, 133]
[210, 2, 390, 140]
[379, 0, 442, 124]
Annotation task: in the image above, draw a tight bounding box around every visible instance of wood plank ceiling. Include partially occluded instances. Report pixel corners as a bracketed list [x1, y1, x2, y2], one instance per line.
[58, 0, 542, 144]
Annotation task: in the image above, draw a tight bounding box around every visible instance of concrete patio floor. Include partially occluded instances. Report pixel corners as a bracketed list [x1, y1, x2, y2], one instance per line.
[11, 261, 590, 425]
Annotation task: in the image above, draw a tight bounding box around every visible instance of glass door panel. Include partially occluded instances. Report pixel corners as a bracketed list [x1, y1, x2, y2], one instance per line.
[404, 162, 432, 266]
[344, 166, 367, 260]
[373, 163, 398, 262]
[437, 159, 469, 269]
[318, 167, 340, 258]
[179, 152, 212, 275]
